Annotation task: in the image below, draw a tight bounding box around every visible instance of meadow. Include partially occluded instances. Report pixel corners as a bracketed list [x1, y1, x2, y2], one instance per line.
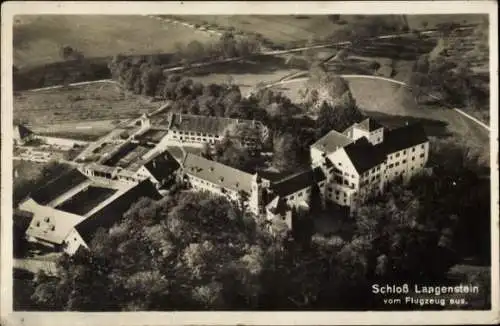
[14, 82, 158, 126]
[14, 15, 216, 69]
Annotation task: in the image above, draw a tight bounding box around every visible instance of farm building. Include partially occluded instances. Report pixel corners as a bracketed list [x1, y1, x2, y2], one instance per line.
[18, 168, 161, 254]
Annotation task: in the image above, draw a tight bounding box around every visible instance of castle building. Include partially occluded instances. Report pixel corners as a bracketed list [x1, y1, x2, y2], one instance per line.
[311, 118, 429, 212]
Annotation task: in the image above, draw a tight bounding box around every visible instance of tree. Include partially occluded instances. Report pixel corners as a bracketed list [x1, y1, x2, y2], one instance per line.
[213, 138, 256, 172]
[316, 99, 364, 136]
[272, 133, 302, 172]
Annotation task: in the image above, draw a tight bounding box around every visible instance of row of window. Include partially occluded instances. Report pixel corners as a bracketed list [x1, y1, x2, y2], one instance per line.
[286, 187, 311, 202]
[172, 130, 220, 138]
[388, 144, 426, 160]
[387, 153, 425, 169]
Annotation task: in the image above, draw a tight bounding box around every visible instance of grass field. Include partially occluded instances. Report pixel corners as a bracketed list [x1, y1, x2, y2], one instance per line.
[14, 15, 216, 69]
[176, 15, 408, 46]
[186, 56, 302, 96]
[270, 77, 489, 155]
[14, 82, 159, 126]
[405, 14, 485, 30]
[28, 119, 124, 141]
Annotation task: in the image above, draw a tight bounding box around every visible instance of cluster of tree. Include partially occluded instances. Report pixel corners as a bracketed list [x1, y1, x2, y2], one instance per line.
[301, 64, 365, 136]
[408, 24, 489, 115]
[203, 138, 259, 173]
[174, 32, 262, 63]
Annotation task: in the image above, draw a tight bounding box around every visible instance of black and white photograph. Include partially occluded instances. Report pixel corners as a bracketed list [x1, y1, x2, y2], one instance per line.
[1, 1, 498, 325]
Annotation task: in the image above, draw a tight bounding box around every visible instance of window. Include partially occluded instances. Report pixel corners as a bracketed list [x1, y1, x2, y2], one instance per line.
[298, 192, 303, 197]
[412, 156, 415, 161]
[335, 190, 340, 195]
[351, 174, 355, 178]
[402, 160, 406, 164]
[396, 153, 400, 157]
[290, 195, 295, 200]
[388, 163, 394, 168]
[412, 147, 415, 152]
[421, 144, 425, 149]
[420, 153, 425, 158]
[403, 150, 406, 154]
[338, 162, 342, 166]
[396, 162, 400, 166]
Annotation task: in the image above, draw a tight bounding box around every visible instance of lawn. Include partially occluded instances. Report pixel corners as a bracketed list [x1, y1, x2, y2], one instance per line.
[14, 15, 216, 69]
[14, 82, 159, 126]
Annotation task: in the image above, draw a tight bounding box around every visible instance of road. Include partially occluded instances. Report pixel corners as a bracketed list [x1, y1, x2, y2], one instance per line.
[265, 74, 490, 135]
[24, 26, 460, 92]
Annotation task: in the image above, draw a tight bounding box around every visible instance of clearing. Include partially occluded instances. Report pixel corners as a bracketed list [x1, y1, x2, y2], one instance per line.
[14, 15, 216, 69]
[14, 82, 158, 126]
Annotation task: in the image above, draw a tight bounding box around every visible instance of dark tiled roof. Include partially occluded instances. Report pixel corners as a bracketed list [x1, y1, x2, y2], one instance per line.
[15, 124, 33, 139]
[166, 113, 265, 137]
[75, 179, 161, 243]
[343, 138, 386, 174]
[271, 167, 326, 197]
[168, 113, 235, 135]
[144, 151, 180, 182]
[31, 169, 89, 205]
[377, 123, 428, 155]
[312, 129, 353, 153]
[13, 209, 34, 232]
[183, 154, 254, 193]
[166, 146, 186, 163]
[267, 196, 288, 215]
[135, 128, 169, 143]
[356, 118, 384, 132]
[55, 187, 118, 216]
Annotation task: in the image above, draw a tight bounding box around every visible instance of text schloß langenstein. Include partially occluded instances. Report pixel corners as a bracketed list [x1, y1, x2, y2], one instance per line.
[372, 284, 480, 296]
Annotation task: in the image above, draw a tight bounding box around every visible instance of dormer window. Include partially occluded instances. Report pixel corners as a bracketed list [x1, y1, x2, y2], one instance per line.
[44, 217, 50, 223]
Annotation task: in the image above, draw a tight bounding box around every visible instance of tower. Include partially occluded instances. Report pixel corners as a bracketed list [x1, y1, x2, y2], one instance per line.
[249, 173, 262, 215]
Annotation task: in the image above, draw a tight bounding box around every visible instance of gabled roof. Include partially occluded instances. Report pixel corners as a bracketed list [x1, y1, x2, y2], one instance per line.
[24, 198, 85, 245]
[30, 169, 89, 205]
[75, 179, 161, 243]
[271, 167, 326, 197]
[355, 118, 384, 132]
[266, 196, 289, 215]
[182, 154, 254, 194]
[377, 123, 428, 155]
[343, 137, 386, 174]
[167, 113, 260, 136]
[311, 129, 354, 153]
[144, 151, 180, 182]
[166, 145, 186, 164]
[14, 124, 33, 139]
